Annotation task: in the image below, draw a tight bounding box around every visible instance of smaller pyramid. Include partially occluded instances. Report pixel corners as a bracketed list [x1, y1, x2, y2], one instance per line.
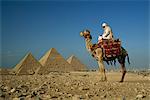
[13, 53, 42, 75]
[67, 55, 87, 71]
[37, 48, 73, 74]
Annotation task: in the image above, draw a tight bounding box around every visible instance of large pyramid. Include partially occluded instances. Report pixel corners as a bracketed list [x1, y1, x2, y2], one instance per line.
[37, 48, 73, 74]
[13, 53, 42, 75]
[67, 55, 87, 71]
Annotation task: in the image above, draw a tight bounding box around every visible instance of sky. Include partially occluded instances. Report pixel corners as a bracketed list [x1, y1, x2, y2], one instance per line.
[0, 0, 149, 70]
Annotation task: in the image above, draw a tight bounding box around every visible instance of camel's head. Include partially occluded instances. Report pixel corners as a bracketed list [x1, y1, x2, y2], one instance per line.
[80, 29, 92, 40]
[80, 29, 93, 52]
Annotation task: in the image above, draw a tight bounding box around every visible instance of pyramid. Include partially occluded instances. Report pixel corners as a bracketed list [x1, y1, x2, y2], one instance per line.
[67, 55, 87, 71]
[13, 53, 42, 75]
[37, 48, 73, 74]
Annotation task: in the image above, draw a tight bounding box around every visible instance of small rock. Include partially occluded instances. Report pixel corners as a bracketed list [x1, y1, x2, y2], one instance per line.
[141, 89, 146, 93]
[83, 87, 90, 90]
[31, 91, 38, 97]
[0, 89, 3, 97]
[0, 85, 4, 88]
[19, 97, 25, 100]
[82, 74, 88, 77]
[58, 92, 63, 96]
[0, 90, 5, 98]
[79, 87, 89, 91]
[51, 95, 58, 99]
[65, 82, 70, 86]
[86, 92, 94, 98]
[136, 83, 140, 85]
[34, 96, 41, 100]
[136, 94, 145, 99]
[112, 83, 117, 85]
[42, 94, 51, 99]
[79, 87, 83, 91]
[21, 92, 28, 97]
[94, 82, 98, 85]
[17, 85, 22, 88]
[3, 86, 9, 91]
[72, 95, 84, 99]
[71, 87, 74, 90]
[39, 90, 45, 94]
[17, 85, 29, 93]
[40, 84, 48, 90]
[101, 94, 107, 98]
[10, 88, 16, 93]
[25, 82, 30, 85]
[134, 88, 138, 93]
[12, 98, 20, 100]
[25, 95, 32, 99]
[55, 88, 59, 92]
[67, 94, 72, 97]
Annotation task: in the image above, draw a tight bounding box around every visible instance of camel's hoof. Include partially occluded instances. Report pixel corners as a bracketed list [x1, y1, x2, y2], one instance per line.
[100, 78, 107, 82]
[119, 80, 123, 83]
[99, 80, 106, 82]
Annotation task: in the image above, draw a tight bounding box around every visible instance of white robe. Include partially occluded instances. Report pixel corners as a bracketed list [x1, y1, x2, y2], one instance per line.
[98, 25, 113, 43]
[102, 26, 113, 39]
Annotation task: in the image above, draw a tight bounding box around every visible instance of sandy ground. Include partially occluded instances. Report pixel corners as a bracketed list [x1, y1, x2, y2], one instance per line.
[0, 71, 150, 100]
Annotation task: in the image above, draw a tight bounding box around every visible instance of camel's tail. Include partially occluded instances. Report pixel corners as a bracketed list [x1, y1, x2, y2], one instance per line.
[126, 53, 130, 64]
[121, 47, 130, 64]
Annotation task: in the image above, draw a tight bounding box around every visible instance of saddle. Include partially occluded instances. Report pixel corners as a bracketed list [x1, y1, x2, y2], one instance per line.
[91, 39, 121, 61]
[100, 39, 121, 58]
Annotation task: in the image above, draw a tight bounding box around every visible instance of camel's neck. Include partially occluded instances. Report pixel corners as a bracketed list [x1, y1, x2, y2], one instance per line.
[85, 38, 93, 52]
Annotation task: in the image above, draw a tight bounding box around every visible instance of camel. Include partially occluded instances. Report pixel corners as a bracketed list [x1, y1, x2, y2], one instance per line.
[80, 30, 130, 82]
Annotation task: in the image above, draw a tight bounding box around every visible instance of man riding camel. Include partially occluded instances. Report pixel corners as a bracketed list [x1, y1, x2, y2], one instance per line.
[98, 22, 114, 43]
[80, 22, 120, 59]
[80, 22, 130, 82]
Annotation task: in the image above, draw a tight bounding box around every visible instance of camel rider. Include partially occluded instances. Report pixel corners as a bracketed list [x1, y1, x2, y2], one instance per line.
[98, 22, 114, 43]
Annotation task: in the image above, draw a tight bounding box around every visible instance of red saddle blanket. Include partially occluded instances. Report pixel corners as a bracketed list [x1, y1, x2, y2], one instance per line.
[98, 39, 121, 58]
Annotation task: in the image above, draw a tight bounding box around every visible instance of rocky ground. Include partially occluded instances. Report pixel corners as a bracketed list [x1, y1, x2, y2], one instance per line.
[0, 71, 150, 100]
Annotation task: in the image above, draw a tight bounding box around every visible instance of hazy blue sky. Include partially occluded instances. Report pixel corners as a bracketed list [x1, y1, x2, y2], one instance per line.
[1, 0, 149, 70]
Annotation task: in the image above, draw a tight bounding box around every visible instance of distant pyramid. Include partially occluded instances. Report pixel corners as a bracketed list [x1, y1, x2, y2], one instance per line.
[67, 55, 87, 71]
[37, 48, 73, 74]
[13, 53, 42, 75]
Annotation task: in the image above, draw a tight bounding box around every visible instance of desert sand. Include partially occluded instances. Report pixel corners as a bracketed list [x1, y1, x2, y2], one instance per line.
[0, 71, 150, 100]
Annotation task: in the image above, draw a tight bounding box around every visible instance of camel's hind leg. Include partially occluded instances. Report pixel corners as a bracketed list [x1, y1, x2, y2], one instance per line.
[120, 63, 126, 82]
[95, 48, 107, 81]
[118, 56, 126, 82]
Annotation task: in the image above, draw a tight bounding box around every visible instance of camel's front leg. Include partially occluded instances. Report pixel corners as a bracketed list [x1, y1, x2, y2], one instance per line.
[96, 48, 107, 81]
[98, 60, 107, 81]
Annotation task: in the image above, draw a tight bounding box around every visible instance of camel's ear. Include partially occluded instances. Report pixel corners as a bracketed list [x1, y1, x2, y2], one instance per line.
[86, 34, 92, 39]
[80, 32, 84, 37]
[89, 35, 92, 39]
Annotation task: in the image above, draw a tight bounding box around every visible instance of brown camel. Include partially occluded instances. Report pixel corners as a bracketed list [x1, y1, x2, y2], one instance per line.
[80, 30, 130, 82]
